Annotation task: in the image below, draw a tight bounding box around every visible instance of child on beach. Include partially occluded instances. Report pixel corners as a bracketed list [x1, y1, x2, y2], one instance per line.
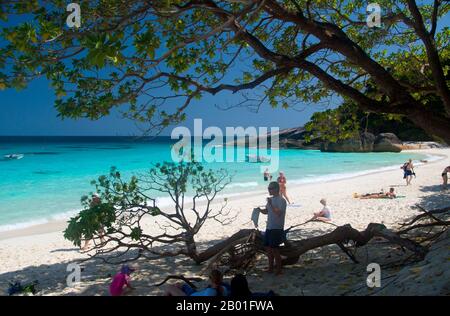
[109, 265, 135, 296]
[312, 198, 331, 222]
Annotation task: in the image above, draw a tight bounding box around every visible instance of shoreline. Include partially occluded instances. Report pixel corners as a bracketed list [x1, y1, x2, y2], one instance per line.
[0, 148, 446, 241]
[0, 148, 449, 296]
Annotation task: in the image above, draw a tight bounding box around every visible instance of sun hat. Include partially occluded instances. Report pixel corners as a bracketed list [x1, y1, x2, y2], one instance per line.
[121, 265, 135, 275]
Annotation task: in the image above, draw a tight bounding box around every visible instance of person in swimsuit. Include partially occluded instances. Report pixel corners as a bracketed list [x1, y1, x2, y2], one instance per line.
[263, 168, 272, 182]
[401, 159, 415, 186]
[442, 166, 450, 190]
[355, 187, 397, 199]
[277, 171, 291, 204]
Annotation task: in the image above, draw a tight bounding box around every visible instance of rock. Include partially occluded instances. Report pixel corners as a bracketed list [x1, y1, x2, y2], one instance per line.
[400, 141, 448, 150]
[321, 132, 375, 152]
[226, 127, 322, 149]
[373, 133, 403, 152]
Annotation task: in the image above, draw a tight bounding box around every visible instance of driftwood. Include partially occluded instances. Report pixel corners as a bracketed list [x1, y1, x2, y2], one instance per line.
[151, 206, 448, 288]
[192, 205, 450, 271]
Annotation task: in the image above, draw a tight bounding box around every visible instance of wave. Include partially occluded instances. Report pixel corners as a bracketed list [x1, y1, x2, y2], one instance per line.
[0, 209, 80, 233]
[0, 154, 442, 233]
[287, 154, 444, 186]
[227, 181, 258, 188]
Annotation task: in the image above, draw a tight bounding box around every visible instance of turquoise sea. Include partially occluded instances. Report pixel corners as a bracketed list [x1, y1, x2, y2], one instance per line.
[0, 136, 429, 231]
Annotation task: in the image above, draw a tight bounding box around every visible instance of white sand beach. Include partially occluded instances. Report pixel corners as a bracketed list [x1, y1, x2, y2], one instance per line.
[0, 148, 449, 296]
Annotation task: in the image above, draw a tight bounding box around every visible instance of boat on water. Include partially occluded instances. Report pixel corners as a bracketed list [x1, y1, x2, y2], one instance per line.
[245, 154, 271, 163]
[3, 154, 24, 160]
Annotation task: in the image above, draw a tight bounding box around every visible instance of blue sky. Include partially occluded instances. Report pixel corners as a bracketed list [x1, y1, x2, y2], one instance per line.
[0, 3, 342, 137]
[0, 73, 331, 136]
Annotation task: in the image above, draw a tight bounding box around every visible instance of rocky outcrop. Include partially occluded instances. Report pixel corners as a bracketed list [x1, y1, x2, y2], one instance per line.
[227, 126, 443, 152]
[373, 133, 402, 152]
[400, 142, 448, 150]
[321, 132, 405, 153]
[320, 132, 375, 152]
[226, 127, 321, 150]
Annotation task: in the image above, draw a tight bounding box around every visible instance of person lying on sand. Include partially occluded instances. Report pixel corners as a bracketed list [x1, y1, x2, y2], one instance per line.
[311, 198, 331, 222]
[354, 188, 397, 199]
[109, 265, 135, 296]
[164, 269, 228, 296]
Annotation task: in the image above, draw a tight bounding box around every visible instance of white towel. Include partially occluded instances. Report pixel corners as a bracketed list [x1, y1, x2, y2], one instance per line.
[251, 208, 260, 228]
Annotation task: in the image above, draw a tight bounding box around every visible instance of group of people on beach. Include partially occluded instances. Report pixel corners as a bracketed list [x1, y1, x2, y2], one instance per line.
[400, 159, 450, 190]
[110, 264, 275, 297]
[263, 169, 291, 204]
[101, 156, 450, 296]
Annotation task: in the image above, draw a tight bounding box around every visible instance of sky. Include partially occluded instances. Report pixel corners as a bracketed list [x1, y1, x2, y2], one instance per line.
[0, 2, 344, 137]
[0, 73, 331, 137]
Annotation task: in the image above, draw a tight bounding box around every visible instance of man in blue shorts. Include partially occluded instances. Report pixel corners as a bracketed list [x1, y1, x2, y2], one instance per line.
[257, 181, 287, 276]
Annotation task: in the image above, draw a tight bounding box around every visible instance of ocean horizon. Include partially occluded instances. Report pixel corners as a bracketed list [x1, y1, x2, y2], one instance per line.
[0, 136, 430, 232]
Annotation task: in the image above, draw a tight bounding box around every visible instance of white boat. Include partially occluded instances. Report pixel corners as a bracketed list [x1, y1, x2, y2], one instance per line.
[4, 154, 24, 160]
[245, 154, 271, 163]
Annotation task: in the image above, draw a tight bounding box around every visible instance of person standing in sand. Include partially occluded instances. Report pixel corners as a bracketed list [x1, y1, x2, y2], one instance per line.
[401, 159, 415, 186]
[277, 171, 291, 204]
[263, 168, 272, 182]
[442, 166, 450, 190]
[256, 181, 287, 276]
[81, 193, 106, 251]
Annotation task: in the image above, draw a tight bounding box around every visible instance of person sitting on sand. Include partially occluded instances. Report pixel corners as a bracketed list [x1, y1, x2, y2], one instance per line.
[256, 181, 287, 276]
[164, 269, 228, 296]
[311, 198, 331, 222]
[230, 274, 276, 297]
[442, 166, 450, 190]
[110, 265, 135, 296]
[354, 188, 397, 199]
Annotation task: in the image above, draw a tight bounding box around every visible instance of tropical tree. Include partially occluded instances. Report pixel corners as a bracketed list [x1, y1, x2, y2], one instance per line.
[64, 162, 235, 264]
[0, 1, 449, 140]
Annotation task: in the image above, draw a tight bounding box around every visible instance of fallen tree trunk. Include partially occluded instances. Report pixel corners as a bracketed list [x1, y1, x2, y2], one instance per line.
[193, 223, 429, 269]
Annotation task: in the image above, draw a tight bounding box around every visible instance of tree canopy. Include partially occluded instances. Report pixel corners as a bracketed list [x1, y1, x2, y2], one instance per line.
[0, 1, 449, 141]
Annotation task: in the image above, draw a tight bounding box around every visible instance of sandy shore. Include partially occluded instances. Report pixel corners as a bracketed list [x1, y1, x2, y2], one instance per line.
[0, 148, 449, 296]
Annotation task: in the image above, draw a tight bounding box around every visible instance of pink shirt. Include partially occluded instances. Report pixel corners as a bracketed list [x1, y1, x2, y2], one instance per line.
[109, 273, 130, 296]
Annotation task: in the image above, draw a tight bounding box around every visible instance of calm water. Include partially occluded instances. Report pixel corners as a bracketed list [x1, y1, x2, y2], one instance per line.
[0, 136, 428, 231]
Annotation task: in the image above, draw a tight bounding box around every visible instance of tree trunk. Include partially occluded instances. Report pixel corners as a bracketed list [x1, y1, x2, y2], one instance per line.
[193, 223, 428, 267]
[407, 110, 450, 144]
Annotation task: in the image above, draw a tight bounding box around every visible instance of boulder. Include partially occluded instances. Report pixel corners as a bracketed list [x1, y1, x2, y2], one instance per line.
[321, 132, 375, 152]
[373, 133, 402, 152]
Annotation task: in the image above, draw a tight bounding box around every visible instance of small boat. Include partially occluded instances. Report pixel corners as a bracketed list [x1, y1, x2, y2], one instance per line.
[4, 154, 24, 160]
[245, 154, 271, 163]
